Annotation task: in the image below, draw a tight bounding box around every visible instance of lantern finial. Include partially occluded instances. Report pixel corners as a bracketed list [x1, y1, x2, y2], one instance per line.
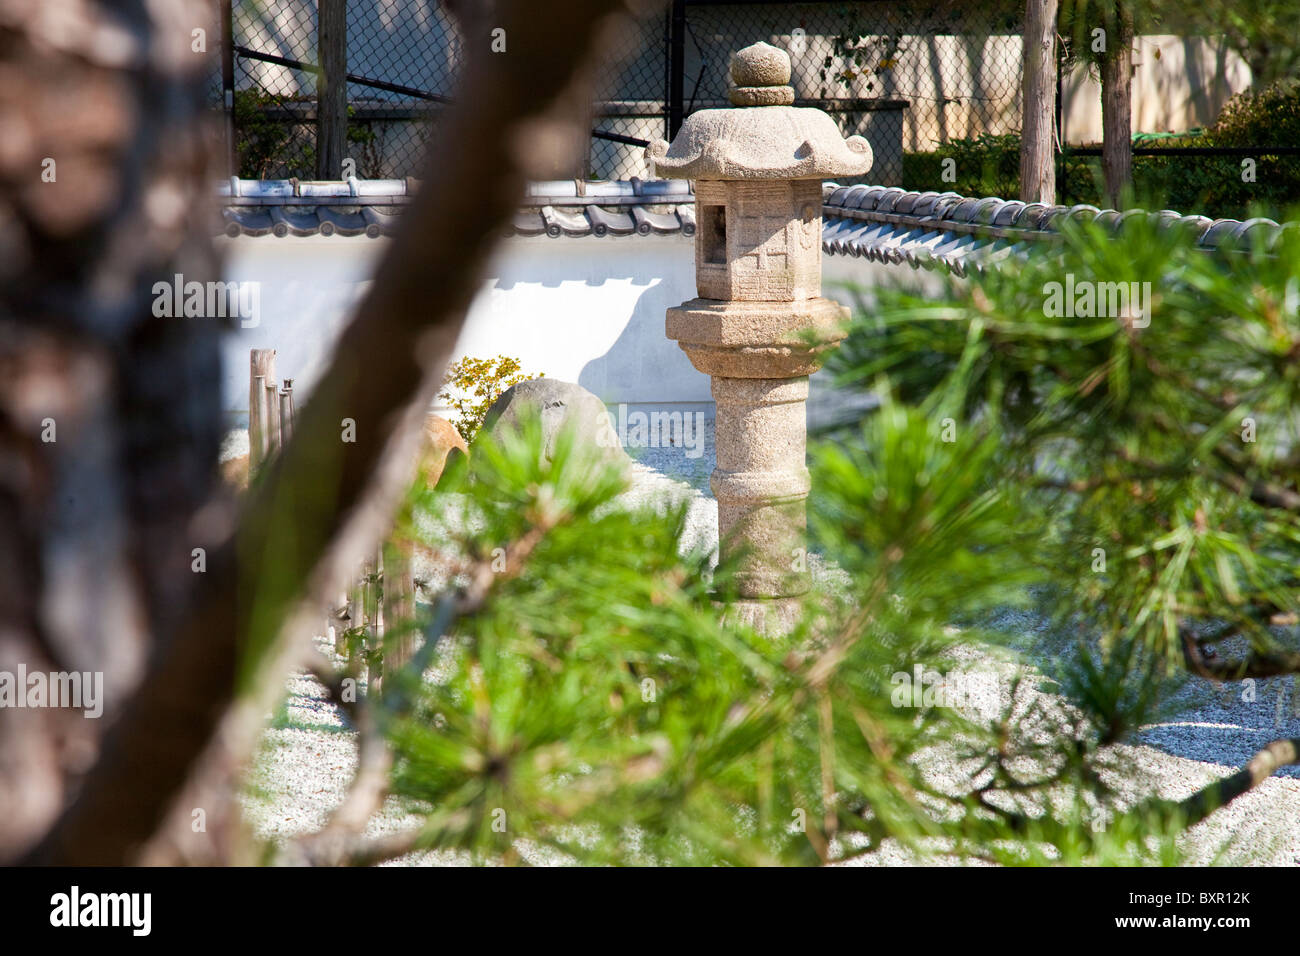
[728, 41, 794, 106]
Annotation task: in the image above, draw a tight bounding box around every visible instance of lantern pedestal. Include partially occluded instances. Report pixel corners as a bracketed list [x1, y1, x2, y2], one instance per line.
[667, 296, 846, 631]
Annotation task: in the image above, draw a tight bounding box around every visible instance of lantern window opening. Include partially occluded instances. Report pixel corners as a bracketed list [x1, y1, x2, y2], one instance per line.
[702, 204, 727, 265]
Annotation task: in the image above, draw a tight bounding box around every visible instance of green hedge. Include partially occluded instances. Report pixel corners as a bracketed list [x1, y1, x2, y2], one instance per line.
[900, 83, 1300, 220]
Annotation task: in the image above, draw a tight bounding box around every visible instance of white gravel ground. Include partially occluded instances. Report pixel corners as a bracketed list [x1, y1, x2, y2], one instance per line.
[242, 421, 1300, 865]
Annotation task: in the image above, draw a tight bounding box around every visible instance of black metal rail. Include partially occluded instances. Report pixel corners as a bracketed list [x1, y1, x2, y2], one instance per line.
[232, 45, 649, 149]
[233, 45, 451, 103]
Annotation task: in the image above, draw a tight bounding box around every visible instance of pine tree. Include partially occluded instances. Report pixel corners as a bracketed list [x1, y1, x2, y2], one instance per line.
[319, 214, 1297, 865]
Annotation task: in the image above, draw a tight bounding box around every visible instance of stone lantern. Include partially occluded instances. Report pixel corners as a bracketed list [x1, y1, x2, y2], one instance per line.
[647, 41, 872, 631]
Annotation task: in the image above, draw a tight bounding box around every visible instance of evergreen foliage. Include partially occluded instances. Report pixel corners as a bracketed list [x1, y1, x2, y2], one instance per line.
[358, 219, 1298, 865]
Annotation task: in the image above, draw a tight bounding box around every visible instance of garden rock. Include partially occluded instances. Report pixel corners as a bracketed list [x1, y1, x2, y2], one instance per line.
[419, 413, 468, 487]
[481, 379, 629, 469]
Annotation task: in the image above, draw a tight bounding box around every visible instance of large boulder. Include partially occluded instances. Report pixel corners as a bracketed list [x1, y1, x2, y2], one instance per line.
[481, 379, 628, 468]
[418, 412, 468, 487]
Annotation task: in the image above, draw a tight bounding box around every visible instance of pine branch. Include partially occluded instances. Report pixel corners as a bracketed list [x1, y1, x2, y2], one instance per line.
[1182, 738, 1300, 825]
[1213, 468, 1300, 514]
[282, 693, 392, 867]
[1211, 444, 1300, 513]
[286, 487, 569, 865]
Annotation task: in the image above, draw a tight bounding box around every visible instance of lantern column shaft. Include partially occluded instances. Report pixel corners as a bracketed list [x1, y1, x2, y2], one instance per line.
[711, 375, 810, 601]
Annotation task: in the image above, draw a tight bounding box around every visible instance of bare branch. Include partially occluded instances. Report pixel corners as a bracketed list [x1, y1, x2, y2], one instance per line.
[287, 693, 393, 867]
[1130, 737, 1300, 831]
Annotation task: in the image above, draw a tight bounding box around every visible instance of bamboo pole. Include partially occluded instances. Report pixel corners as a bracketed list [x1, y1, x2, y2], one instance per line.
[346, 574, 364, 670]
[265, 381, 281, 455]
[252, 375, 267, 465]
[249, 349, 276, 469]
[250, 375, 264, 469]
[370, 548, 387, 693]
[375, 546, 384, 641]
[360, 557, 376, 692]
[383, 538, 415, 679]
[279, 379, 295, 444]
[332, 589, 348, 655]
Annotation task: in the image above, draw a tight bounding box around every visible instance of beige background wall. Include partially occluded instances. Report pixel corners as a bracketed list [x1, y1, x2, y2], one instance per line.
[767, 32, 1253, 150]
[1061, 35, 1253, 144]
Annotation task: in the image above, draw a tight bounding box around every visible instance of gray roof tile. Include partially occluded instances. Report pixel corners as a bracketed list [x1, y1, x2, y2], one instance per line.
[215, 179, 1287, 276]
[223, 208, 272, 237]
[991, 200, 1026, 227]
[676, 205, 696, 237]
[218, 177, 698, 240]
[586, 205, 633, 236]
[819, 185, 1287, 275]
[511, 210, 545, 237]
[1013, 203, 1050, 229]
[360, 207, 399, 238]
[542, 205, 591, 238]
[316, 207, 369, 237]
[633, 206, 679, 235]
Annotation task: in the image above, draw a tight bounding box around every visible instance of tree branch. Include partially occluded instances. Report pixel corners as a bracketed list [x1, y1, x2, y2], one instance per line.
[1133, 737, 1300, 831]
[286, 491, 572, 865]
[1211, 444, 1300, 513]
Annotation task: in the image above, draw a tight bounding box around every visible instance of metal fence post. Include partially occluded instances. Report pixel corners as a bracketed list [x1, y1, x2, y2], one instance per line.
[222, 0, 235, 176]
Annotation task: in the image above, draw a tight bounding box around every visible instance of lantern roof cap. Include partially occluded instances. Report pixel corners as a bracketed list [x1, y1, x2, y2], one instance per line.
[647, 42, 873, 181]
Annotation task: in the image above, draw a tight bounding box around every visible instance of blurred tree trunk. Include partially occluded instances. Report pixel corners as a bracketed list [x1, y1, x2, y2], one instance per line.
[1099, 2, 1133, 208]
[1019, 0, 1059, 204]
[0, 0, 223, 861]
[3, 0, 657, 865]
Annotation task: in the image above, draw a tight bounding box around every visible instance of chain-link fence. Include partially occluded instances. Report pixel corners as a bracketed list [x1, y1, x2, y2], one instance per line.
[666, 1, 1024, 188]
[589, 12, 668, 181]
[204, 3, 1300, 222]
[586, 0, 1026, 186]
[212, 0, 1026, 187]
[223, 0, 458, 179]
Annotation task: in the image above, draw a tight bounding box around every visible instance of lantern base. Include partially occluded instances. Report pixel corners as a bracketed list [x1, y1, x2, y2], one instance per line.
[666, 296, 848, 379]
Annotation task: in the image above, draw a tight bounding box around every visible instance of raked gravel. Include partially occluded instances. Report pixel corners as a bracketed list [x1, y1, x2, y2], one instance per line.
[241, 421, 1300, 865]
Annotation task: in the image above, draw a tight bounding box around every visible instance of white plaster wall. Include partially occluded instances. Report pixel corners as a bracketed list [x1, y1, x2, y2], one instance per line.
[454, 235, 703, 407]
[215, 229, 944, 427]
[215, 234, 380, 422]
[216, 232, 707, 424]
